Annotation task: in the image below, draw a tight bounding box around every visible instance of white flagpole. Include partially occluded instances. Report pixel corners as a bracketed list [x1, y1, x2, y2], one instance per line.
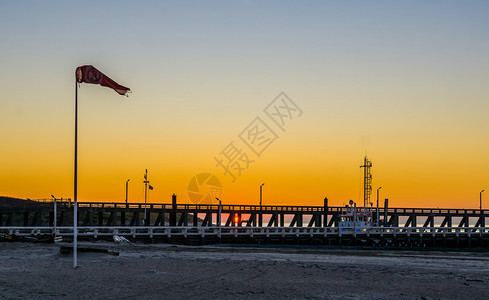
[72, 66, 129, 267]
[74, 78, 78, 268]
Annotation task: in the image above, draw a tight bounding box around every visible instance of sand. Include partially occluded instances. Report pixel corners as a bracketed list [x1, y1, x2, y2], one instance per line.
[1, 242, 488, 299]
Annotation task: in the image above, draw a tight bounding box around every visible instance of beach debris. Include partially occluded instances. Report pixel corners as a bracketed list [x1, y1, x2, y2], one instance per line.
[0, 233, 54, 243]
[0, 233, 17, 242]
[60, 245, 119, 256]
[113, 235, 131, 244]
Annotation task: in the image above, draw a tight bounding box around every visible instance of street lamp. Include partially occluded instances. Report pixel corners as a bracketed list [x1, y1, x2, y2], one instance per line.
[51, 195, 57, 233]
[125, 179, 130, 204]
[260, 183, 265, 206]
[216, 197, 222, 232]
[259, 183, 264, 227]
[480, 190, 484, 210]
[376, 187, 382, 225]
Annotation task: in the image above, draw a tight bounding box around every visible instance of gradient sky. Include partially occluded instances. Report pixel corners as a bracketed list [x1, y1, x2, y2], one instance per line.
[1, 1, 489, 209]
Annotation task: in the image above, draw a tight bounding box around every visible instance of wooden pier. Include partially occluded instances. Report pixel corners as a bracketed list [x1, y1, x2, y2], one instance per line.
[1, 196, 489, 247]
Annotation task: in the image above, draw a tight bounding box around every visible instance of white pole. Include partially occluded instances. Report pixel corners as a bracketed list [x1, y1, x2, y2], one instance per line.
[74, 79, 78, 268]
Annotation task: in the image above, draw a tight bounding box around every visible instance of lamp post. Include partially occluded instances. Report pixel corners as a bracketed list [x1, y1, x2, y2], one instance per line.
[480, 190, 484, 210]
[259, 183, 264, 227]
[216, 197, 222, 233]
[51, 195, 57, 233]
[376, 186, 382, 225]
[260, 183, 265, 206]
[125, 179, 130, 204]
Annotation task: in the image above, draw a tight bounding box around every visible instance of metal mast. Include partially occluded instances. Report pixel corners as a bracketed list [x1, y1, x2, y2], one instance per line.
[360, 156, 372, 209]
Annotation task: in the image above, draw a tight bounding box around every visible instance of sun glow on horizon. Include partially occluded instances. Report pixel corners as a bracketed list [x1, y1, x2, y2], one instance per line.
[1, 2, 489, 210]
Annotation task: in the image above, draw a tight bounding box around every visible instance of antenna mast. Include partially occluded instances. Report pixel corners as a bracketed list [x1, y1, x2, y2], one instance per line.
[360, 156, 372, 209]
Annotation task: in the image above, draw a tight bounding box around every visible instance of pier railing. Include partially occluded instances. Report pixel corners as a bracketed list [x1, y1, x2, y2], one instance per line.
[2, 225, 488, 247]
[1, 201, 488, 228]
[2, 226, 489, 235]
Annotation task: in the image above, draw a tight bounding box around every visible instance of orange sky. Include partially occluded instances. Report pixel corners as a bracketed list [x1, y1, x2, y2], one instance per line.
[1, 2, 489, 209]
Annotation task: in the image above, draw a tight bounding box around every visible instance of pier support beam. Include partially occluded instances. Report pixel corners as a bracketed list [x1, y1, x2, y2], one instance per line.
[246, 213, 256, 227]
[404, 215, 417, 227]
[31, 211, 39, 226]
[458, 215, 469, 227]
[475, 215, 485, 228]
[423, 215, 434, 227]
[440, 216, 452, 228]
[177, 212, 188, 226]
[23, 212, 29, 226]
[129, 211, 139, 226]
[327, 214, 338, 227]
[154, 211, 162, 226]
[121, 211, 126, 226]
[308, 214, 321, 227]
[289, 214, 302, 227]
[267, 213, 278, 227]
[58, 211, 65, 226]
[202, 212, 212, 226]
[106, 210, 116, 226]
[6, 213, 12, 226]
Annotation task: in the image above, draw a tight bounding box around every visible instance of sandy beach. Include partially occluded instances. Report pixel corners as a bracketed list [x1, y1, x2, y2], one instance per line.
[1, 242, 488, 299]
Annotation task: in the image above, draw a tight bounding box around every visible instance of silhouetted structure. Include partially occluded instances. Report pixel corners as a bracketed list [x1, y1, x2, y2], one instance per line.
[360, 156, 372, 209]
[1, 196, 488, 247]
